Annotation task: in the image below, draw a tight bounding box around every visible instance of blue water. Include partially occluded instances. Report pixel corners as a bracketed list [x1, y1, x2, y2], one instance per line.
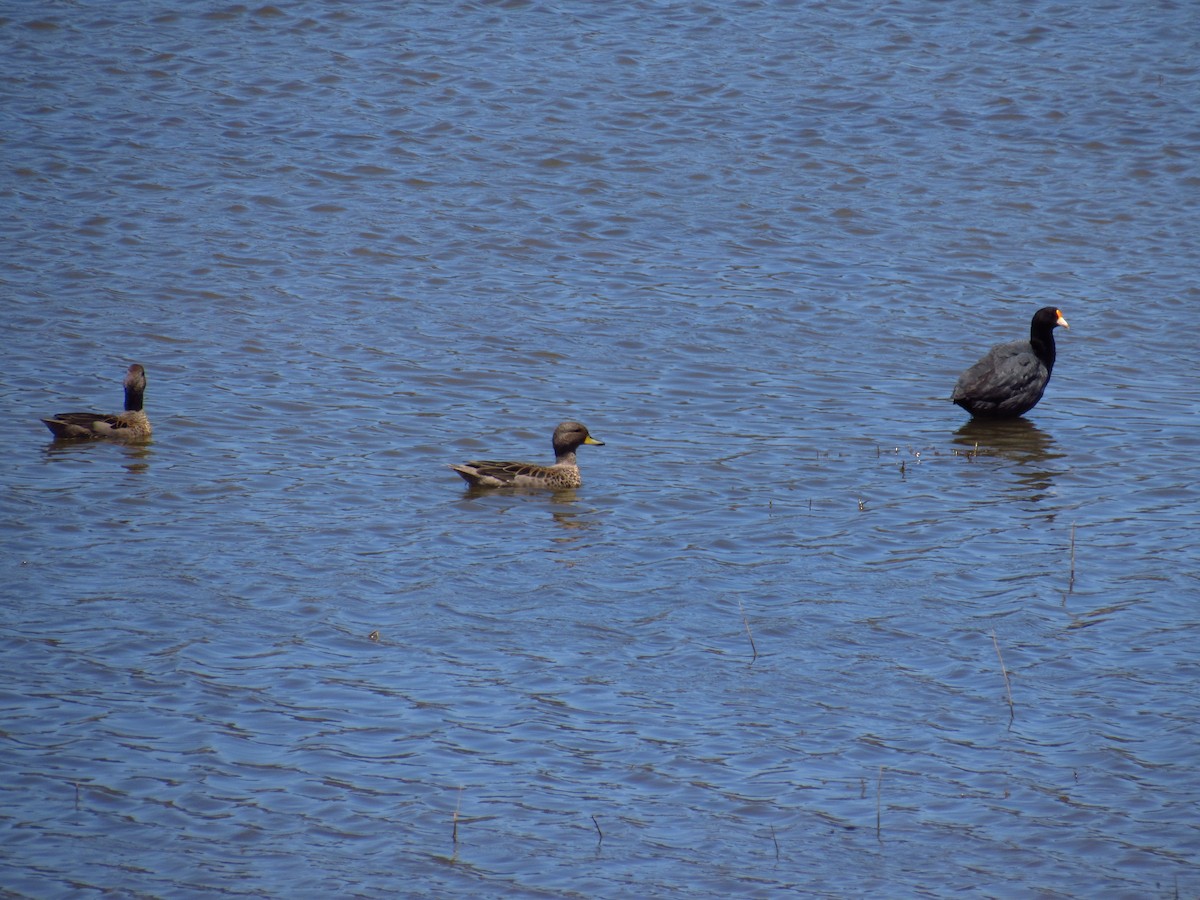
[2, 1, 1199, 896]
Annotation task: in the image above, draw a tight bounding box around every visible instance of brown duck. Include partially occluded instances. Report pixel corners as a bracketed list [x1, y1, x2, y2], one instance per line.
[42, 363, 152, 441]
[450, 421, 604, 489]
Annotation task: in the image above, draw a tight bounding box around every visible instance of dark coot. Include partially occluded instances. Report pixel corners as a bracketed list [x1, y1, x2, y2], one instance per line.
[951, 307, 1069, 419]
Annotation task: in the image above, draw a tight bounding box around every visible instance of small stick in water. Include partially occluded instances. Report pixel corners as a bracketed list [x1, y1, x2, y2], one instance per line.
[739, 599, 758, 663]
[452, 786, 463, 846]
[592, 814, 603, 844]
[876, 766, 884, 841]
[991, 630, 1015, 725]
[1069, 523, 1076, 593]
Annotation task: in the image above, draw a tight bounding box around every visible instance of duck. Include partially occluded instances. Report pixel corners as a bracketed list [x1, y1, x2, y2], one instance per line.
[449, 421, 604, 489]
[42, 363, 152, 441]
[951, 307, 1069, 419]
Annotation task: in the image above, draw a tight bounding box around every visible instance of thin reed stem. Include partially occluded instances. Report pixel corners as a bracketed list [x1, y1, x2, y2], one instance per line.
[1069, 523, 1076, 593]
[991, 630, 1015, 725]
[876, 766, 883, 841]
[452, 786, 463, 846]
[739, 599, 758, 663]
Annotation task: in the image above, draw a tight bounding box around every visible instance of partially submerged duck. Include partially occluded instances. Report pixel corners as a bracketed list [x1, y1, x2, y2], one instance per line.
[450, 421, 604, 490]
[42, 363, 152, 441]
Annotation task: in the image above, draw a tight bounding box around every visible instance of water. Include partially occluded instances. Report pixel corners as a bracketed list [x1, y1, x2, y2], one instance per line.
[3, 1, 1199, 896]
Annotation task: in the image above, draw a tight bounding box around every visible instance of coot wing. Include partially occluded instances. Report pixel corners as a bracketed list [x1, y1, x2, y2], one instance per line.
[952, 340, 1048, 414]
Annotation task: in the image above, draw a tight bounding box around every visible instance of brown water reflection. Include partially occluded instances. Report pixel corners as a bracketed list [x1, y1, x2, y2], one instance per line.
[951, 418, 1058, 464]
[952, 418, 1065, 501]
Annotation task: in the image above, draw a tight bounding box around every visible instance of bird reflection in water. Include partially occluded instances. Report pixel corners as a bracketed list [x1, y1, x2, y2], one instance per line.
[952, 418, 1064, 502]
[454, 485, 600, 537]
[550, 498, 597, 536]
[43, 439, 152, 475]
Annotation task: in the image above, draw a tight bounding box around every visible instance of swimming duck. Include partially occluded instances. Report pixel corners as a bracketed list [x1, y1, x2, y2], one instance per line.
[951, 307, 1069, 419]
[42, 363, 152, 441]
[449, 421, 604, 489]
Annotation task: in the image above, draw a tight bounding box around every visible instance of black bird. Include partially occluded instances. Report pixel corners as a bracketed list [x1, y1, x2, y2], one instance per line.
[951, 307, 1069, 419]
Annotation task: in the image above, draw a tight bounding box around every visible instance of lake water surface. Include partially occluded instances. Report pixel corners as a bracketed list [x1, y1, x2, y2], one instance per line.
[2, 1, 1199, 896]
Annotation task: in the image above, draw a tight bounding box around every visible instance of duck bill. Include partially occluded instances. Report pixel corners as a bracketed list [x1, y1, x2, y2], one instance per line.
[584, 436, 605, 445]
[1056, 312, 1069, 329]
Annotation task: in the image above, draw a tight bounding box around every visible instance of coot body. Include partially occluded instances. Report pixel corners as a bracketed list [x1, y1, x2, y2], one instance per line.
[951, 307, 1068, 419]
